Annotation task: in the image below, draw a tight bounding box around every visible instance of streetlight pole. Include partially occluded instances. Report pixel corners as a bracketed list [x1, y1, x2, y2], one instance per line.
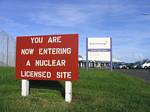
[6, 36, 9, 66]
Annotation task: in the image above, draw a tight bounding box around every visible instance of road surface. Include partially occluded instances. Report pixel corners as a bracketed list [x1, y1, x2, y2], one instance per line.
[115, 69, 150, 82]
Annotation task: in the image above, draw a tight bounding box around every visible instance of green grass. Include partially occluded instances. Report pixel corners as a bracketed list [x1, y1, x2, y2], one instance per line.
[0, 67, 150, 112]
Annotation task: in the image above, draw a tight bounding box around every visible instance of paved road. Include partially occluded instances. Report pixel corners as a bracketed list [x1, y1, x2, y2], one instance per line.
[115, 69, 150, 82]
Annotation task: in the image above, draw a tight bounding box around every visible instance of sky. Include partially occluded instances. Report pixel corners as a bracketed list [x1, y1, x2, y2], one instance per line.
[0, 0, 150, 62]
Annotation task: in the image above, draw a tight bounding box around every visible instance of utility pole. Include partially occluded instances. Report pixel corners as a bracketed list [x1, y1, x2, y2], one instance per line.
[6, 36, 9, 66]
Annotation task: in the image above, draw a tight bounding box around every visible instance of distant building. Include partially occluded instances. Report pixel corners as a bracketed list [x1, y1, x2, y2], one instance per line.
[78, 55, 122, 69]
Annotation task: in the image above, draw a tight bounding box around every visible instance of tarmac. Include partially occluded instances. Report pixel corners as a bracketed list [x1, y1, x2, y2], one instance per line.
[115, 69, 150, 82]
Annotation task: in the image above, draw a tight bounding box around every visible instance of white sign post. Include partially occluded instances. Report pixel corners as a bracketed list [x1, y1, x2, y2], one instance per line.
[65, 81, 72, 103]
[21, 79, 29, 96]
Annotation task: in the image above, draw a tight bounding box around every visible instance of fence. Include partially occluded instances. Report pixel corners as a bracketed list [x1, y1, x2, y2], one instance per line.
[0, 31, 15, 67]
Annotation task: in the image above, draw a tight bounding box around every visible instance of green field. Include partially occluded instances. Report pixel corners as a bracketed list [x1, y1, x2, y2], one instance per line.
[0, 67, 150, 112]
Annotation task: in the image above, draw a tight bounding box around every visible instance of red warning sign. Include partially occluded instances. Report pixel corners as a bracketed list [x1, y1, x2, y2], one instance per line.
[16, 34, 78, 80]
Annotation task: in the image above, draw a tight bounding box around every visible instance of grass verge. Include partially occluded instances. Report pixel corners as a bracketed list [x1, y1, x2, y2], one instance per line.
[0, 67, 150, 112]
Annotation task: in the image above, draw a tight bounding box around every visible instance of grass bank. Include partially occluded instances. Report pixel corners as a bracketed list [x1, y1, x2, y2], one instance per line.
[0, 67, 149, 112]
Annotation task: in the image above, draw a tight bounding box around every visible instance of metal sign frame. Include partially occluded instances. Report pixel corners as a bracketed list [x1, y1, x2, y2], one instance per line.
[86, 37, 112, 71]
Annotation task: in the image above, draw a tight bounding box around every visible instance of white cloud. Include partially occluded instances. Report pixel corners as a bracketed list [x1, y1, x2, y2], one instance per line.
[0, 17, 28, 29]
[29, 4, 91, 27]
[28, 2, 139, 27]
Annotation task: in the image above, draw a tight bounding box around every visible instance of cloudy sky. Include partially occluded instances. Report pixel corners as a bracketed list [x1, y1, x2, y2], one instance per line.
[0, 0, 150, 62]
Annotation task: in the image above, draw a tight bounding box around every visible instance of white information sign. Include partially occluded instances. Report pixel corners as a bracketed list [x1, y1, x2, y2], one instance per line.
[88, 52, 110, 61]
[88, 38, 111, 49]
[87, 37, 111, 61]
[86, 37, 112, 71]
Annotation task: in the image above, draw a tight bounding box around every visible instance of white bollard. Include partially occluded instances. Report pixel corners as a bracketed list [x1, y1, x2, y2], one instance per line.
[65, 81, 72, 103]
[81, 62, 83, 68]
[21, 79, 29, 96]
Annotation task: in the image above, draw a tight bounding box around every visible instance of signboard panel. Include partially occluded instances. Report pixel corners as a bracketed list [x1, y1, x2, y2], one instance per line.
[88, 38, 110, 49]
[88, 52, 110, 61]
[87, 37, 111, 61]
[16, 34, 78, 81]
